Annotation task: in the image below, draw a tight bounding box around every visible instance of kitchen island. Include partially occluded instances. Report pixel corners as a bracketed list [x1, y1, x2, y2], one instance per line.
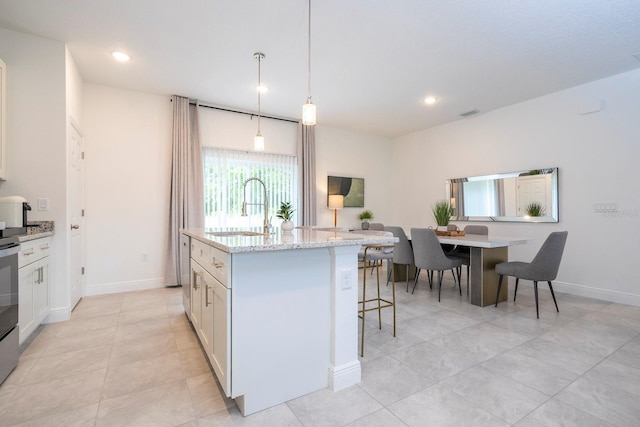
[180, 228, 396, 416]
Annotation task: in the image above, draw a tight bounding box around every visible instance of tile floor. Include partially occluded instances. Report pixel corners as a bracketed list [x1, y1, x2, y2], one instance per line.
[1, 269, 639, 426]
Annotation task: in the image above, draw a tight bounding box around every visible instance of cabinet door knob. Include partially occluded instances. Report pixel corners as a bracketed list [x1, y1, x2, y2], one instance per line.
[205, 285, 211, 307]
[71, 224, 80, 230]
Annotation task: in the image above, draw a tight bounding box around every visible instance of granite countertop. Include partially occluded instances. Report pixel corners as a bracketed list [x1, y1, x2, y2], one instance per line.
[18, 221, 55, 242]
[182, 227, 397, 253]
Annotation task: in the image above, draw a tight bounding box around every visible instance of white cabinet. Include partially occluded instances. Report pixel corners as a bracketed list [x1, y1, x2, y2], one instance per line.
[189, 237, 231, 395]
[18, 237, 51, 344]
[0, 57, 6, 179]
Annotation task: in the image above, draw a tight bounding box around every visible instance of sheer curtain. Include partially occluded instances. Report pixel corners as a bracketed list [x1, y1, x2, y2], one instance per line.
[298, 124, 317, 225]
[202, 147, 298, 229]
[165, 96, 204, 286]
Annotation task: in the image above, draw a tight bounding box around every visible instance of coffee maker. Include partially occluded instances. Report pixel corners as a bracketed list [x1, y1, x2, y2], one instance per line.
[0, 196, 31, 237]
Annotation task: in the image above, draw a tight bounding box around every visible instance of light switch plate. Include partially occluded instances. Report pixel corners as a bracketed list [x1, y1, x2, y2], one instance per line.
[37, 198, 49, 211]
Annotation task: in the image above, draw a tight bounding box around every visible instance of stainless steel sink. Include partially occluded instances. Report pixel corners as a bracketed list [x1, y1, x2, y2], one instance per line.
[206, 231, 269, 237]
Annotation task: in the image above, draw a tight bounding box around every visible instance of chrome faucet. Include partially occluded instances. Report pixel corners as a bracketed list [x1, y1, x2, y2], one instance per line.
[241, 177, 272, 234]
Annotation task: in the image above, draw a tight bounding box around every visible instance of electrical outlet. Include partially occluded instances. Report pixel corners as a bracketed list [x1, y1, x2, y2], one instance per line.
[141, 252, 148, 262]
[341, 269, 352, 290]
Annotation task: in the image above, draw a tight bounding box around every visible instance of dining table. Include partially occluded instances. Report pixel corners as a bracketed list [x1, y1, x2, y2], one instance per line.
[436, 233, 531, 306]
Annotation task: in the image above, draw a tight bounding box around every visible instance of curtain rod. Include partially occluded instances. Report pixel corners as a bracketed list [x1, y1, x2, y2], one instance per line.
[190, 101, 299, 124]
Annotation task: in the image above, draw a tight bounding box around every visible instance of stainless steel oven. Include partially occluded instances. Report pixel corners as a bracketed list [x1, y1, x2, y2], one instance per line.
[0, 236, 20, 384]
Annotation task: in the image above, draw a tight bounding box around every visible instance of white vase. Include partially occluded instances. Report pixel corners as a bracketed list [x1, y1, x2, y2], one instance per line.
[437, 225, 448, 232]
[281, 221, 294, 233]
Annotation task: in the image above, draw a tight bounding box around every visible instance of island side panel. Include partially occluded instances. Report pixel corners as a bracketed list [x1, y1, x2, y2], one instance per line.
[328, 245, 361, 391]
[231, 248, 331, 416]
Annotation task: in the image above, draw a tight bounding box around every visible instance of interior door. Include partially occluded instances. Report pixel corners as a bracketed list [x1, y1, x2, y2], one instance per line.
[516, 174, 550, 215]
[69, 121, 85, 310]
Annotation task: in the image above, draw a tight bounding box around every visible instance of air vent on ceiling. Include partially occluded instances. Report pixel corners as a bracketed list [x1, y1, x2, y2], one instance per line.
[459, 109, 479, 117]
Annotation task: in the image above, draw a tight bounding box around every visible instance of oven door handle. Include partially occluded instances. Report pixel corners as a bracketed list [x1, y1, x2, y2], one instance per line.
[0, 244, 20, 258]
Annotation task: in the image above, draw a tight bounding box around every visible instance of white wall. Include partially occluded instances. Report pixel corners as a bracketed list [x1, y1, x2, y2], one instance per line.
[81, 89, 393, 293]
[83, 84, 172, 295]
[315, 126, 393, 229]
[0, 28, 70, 318]
[199, 106, 298, 156]
[392, 68, 640, 305]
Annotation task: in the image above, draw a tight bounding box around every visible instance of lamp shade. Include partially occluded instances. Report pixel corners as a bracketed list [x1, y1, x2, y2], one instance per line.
[328, 194, 344, 209]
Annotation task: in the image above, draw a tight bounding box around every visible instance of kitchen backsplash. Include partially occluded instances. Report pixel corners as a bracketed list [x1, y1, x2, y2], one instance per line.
[27, 221, 55, 235]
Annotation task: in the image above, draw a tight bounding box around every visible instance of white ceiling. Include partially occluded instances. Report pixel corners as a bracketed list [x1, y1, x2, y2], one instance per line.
[1, 0, 639, 137]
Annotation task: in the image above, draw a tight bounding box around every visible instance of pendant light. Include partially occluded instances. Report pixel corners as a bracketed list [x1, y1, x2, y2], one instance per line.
[254, 52, 265, 151]
[302, 0, 316, 125]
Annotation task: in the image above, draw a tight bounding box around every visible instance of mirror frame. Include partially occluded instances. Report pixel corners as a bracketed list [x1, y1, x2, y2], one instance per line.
[446, 167, 559, 223]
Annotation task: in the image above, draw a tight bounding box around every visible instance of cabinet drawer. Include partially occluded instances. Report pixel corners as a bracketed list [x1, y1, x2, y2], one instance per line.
[206, 245, 229, 288]
[191, 239, 210, 270]
[19, 237, 52, 268]
[190, 238, 229, 287]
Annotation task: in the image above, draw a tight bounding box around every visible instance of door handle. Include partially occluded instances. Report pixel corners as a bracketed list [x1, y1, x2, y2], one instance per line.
[71, 224, 80, 230]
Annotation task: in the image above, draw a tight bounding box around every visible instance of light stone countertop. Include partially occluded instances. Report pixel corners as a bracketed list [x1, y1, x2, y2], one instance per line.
[181, 228, 397, 254]
[18, 231, 54, 242]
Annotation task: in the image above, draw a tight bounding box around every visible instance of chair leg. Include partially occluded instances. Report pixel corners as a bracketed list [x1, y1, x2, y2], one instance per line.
[548, 281, 559, 312]
[391, 280, 397, 337]
[514, 278, 519, 302]
[411, 268, 420, 294]
[376, 264, 382, 330]
[437, 270, 443, 302]
[495, 275, 504, 307]
[456, 268, 462, 295]
[360, 260, 367, 357]
[534, 281, 539, 319]
[428, 270, 433, 289]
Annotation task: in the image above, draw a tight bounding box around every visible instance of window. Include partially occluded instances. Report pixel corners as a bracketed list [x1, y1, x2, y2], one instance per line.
[203, 147, 298, 229]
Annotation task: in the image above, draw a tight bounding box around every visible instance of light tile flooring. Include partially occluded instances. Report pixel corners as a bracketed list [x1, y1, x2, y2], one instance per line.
[1, 269, 639, 426]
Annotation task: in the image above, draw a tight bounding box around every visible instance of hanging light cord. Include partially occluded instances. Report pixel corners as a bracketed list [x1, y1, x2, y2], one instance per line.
[307, 0, 312, 101]
[257, 54, 262, 133]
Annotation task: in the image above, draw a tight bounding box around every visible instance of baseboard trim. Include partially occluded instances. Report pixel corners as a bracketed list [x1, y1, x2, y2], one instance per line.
[328, 360, 361, 391]
[84, 278, 166, 297]
[45, 306, 71, 323]
[541, 280, 640, 307]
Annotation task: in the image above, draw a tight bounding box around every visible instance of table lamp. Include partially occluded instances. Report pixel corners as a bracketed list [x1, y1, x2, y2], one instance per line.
[328, 195, 344, 227]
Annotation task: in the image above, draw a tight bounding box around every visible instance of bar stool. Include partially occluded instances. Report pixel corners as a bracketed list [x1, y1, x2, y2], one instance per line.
[357, 231, 395, 357]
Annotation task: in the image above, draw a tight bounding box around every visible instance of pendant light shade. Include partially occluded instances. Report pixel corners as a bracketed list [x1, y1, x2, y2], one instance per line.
[254, 52, 265, 151]
[302, 0, 317, 126]
[254, 132, 265, 151]
[302, 98, 316, 126]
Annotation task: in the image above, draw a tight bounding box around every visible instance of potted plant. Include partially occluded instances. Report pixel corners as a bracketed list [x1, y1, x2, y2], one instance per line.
[432, 200, 453, 231]
[358, 210, 374, 230]
[276, 201, 295, 232]
[524, 202, 546, 217]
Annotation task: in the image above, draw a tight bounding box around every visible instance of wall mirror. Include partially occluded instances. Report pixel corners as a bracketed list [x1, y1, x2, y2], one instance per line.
[446, 167, 559, 222]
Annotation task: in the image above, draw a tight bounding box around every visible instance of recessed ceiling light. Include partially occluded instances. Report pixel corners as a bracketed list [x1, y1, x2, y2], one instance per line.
[424, 96, 438, 105]
[111, 51, 130, 62]
[256, 85, 269, 93]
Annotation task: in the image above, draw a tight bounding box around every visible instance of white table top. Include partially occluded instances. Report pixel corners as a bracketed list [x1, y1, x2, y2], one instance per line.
[437, 234, 532, 248]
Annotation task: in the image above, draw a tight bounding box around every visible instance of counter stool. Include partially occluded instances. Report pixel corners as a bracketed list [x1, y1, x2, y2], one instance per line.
[358, 234, 395, 357]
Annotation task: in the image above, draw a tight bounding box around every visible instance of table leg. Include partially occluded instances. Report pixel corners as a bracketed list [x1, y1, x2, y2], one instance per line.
[469, 247, 508, 307]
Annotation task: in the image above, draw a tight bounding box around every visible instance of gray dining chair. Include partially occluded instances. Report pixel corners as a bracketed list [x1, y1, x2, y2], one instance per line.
[410, 228, 462, 300]
[384, 226, 414, 292]
[447, 225, 489, 294]
[369, 223, 385, 231]
[494, 231, 568, 318]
